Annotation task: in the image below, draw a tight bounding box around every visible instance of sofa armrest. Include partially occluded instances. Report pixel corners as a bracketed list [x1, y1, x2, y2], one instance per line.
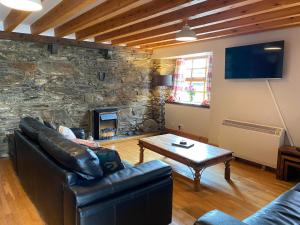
[195, 210, 248, 225]
[66, 160, 172, 207]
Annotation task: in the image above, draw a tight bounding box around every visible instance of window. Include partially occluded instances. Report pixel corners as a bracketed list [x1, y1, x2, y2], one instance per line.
[172, 53, 213, 106]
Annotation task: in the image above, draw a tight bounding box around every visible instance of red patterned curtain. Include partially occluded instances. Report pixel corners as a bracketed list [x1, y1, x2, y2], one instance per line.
[204, 54, 213, 105]
[173, 58, 186, 102]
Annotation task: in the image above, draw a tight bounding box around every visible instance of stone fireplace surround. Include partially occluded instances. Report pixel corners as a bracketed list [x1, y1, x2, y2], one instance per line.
[0, 39, 175, 157]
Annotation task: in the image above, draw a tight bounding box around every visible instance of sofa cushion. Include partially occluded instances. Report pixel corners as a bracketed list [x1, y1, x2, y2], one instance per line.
[38, 130, 103, 180]
[67, 160, 172, 207]
[243, 188, 300, 225]
[20, 117, 53, 141]
[122, 160, 133, 169]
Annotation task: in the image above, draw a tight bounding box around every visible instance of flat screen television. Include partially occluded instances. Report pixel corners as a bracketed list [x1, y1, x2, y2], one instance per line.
[225, 41, 284, 79]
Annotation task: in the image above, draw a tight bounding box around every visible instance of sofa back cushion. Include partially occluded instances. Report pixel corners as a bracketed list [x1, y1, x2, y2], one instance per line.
[38, 130, 103, 180]
[20, 117, 52, 141]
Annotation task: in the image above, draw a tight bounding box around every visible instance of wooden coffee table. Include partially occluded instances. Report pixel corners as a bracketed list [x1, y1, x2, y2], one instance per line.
[138, 134, 233, 191]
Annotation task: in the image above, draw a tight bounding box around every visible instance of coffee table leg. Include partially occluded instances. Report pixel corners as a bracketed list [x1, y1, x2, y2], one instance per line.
[139, 144, 144, 164]
[224, 160, 231, 180]
[194, 168, 201, 192]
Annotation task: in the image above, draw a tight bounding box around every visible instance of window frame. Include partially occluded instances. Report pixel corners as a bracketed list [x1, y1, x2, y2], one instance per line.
[173, 55, 211, 106]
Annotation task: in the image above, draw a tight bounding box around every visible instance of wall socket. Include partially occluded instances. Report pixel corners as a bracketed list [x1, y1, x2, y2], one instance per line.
[178, 124, 183, 131]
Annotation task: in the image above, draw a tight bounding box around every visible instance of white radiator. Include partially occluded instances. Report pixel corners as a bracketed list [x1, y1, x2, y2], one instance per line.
[219, 119, 285, 168]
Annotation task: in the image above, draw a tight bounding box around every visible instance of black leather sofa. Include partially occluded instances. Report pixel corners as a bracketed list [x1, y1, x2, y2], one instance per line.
[13, 117, 173, 225]
[195, 183, 300, 225]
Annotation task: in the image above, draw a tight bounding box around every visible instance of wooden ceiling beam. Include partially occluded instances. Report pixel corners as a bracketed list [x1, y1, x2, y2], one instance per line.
[76, 0, 193, 41]
[94, 0, 250, 43]
[142, 16, 300, 49]
[188, 0, 300, 27]
[3, 10, 31, 32]
[112, 0, 300, 45]
[127, 5, 300, 47]
[55, 0, 141, 38]
[0, 31, 111, 50]
[112, 23, 183, 45]
[31, 0, 97, 35]
[129, 34, 174, 47]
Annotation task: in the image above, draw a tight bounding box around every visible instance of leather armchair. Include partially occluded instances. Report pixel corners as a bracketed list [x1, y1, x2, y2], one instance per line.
[195, 210, 247, 225]
[195, 183, 300, 225]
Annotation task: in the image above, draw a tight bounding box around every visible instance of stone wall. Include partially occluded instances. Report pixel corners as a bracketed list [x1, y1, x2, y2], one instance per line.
[0, 39, 161, 157]
[151, 59, 176, 131]
[152, 58, 176, 76]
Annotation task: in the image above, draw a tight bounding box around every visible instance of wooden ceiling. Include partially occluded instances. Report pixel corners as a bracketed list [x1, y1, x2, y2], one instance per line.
[2, 0, 300, 50]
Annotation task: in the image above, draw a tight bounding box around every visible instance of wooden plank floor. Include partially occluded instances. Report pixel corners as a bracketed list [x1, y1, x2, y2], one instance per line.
[0, 139, 296, 225]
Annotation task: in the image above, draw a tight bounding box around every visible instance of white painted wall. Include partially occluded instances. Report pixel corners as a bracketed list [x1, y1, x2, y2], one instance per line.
[165, 103, 210, 137]
[154, 26, 300, 146]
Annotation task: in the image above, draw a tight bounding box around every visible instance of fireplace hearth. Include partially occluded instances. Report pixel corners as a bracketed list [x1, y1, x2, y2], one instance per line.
[89, 108, 118, 140]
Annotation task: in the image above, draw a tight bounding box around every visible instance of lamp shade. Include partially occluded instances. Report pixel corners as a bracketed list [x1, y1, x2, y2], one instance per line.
[0, 0, 42, 11]
[153, 75, 173, 87]
[176, 25, 197, 42]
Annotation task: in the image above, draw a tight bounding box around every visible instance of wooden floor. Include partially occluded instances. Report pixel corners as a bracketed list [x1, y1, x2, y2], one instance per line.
[0, 139, 296, 225]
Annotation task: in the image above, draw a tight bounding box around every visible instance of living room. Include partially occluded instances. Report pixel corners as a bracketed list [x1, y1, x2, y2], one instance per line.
[0, 0, 300, 225]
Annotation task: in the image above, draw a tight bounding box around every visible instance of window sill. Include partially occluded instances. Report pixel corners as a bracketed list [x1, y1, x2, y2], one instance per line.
[166, 102, 210, 109]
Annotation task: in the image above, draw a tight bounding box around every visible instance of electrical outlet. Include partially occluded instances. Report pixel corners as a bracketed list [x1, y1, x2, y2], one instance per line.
[178, 124, 183, 131]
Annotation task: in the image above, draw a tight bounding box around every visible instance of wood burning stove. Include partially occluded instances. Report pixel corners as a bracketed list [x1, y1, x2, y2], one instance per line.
[90, 108, 118, 140]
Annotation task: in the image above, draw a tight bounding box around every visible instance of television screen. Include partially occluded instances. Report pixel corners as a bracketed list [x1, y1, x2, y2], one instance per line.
[225, 41, 284, 79]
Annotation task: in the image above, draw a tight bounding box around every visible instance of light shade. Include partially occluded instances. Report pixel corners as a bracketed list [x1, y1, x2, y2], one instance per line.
[153, 75, 173, 87]
[0, 0, 42, 11]
[176, 25, 197, 42]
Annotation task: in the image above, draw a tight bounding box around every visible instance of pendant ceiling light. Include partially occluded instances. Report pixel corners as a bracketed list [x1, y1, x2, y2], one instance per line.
[176, 23, 197, 42]
[0, 0, 42, 11]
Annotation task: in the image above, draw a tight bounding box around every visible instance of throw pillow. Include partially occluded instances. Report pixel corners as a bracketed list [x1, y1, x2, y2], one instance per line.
[72, 139, 100, 148]
[94, 148, 124, 176]
[70, 128, 86, 139]
[58, 125, 76, 140]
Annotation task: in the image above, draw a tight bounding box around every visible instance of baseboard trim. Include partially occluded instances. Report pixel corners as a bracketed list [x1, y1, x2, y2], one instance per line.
[0, 154, 9, 158]
[234, 157, 276, 173]
[164, 128, 208, 143]
[100, 132, 161, 146]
